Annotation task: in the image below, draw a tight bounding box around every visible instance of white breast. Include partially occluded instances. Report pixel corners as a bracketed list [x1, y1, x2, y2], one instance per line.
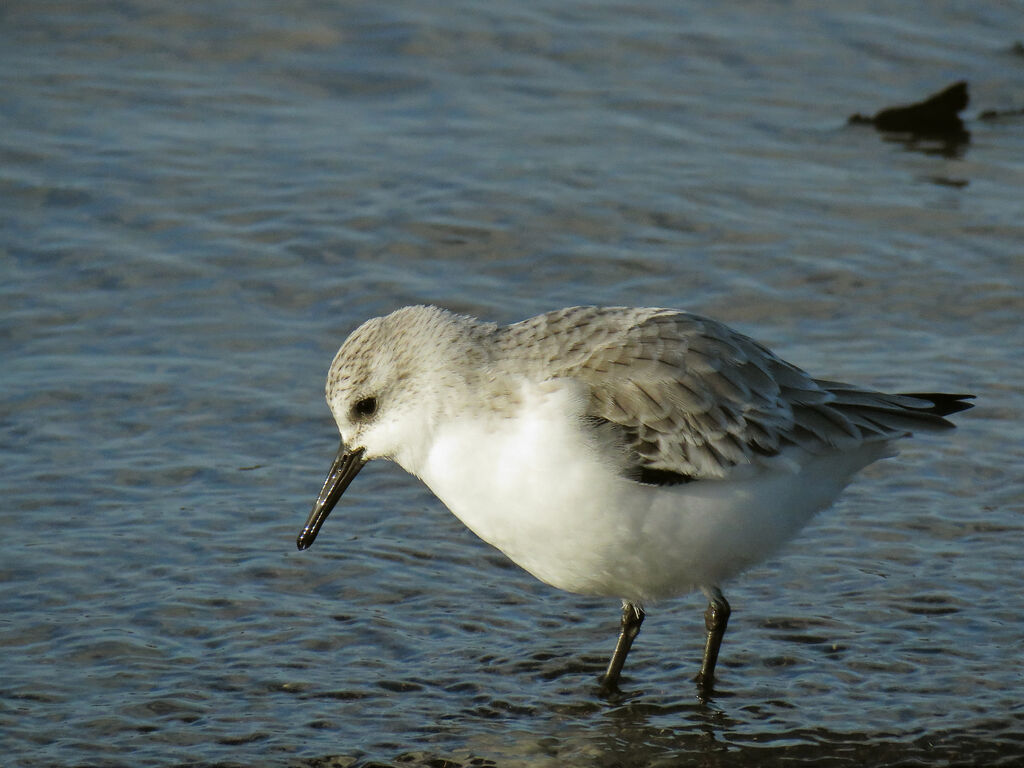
[412, 378, 891, 603]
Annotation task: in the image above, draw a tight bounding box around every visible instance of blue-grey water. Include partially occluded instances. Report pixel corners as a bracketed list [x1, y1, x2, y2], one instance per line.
[2, 1, 1022, 766]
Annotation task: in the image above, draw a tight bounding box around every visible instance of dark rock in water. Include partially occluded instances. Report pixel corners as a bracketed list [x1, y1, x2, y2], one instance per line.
[849, 81, 969, 136]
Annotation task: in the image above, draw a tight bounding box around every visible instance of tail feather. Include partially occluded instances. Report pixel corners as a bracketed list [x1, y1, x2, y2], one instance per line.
[895, 392, 975, 417]
[817, 384, 974, 437]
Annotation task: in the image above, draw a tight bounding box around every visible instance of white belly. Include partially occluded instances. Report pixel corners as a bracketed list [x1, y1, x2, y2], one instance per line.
[412, 382, 889, 603]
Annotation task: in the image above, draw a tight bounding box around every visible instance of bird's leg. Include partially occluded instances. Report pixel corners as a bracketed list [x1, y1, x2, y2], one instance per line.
[600, 601, 645, 694]
[696, 587, 731, 694]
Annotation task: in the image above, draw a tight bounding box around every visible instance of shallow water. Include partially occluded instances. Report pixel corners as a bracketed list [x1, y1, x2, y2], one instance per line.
[2, 1, 1023, 766]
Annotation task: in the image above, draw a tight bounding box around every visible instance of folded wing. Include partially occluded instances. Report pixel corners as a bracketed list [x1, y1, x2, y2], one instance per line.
[503, 307, 972, 482]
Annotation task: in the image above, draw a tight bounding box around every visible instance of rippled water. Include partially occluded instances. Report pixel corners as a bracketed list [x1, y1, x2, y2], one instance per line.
[2, 1, 1022, 766]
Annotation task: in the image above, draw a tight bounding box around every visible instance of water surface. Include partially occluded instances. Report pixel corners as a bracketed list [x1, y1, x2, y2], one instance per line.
[2, 1, 1022, 766]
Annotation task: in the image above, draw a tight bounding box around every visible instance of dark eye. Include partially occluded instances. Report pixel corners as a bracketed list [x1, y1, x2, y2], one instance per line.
[351, 396, 378, 420]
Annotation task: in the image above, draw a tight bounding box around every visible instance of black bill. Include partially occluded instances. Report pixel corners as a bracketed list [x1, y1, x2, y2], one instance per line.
[296, 443, 367, 550]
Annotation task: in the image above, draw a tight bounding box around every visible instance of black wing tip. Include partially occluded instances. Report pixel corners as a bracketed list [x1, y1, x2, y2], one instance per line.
[629, 466, 696, 486]
[898, 392, 976, 417]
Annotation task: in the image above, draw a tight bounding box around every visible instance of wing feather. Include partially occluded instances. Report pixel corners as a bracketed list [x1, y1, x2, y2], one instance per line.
[495, 306, 969, 482]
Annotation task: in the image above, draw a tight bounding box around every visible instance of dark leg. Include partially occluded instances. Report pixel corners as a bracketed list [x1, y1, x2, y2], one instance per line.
[600, 602, 645, 693]
[695, 588, 731, 693]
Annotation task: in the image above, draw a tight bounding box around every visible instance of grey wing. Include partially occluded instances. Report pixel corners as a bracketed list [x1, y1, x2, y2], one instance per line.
[530, 308, 962, 482]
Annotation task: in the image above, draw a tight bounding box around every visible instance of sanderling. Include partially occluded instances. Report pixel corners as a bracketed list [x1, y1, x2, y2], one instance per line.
[296, 305, 973, 694]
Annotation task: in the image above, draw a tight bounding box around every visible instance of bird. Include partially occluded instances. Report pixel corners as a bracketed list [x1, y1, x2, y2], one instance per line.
[295, 304, 973, 695]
